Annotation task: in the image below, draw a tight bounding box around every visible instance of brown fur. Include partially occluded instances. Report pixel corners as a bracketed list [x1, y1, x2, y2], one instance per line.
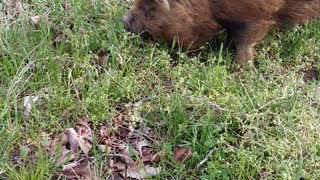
[122, 0, 320, 65]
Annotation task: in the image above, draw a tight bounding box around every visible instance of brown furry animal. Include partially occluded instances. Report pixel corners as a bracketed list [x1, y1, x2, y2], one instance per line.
[122, 0, 320, 65]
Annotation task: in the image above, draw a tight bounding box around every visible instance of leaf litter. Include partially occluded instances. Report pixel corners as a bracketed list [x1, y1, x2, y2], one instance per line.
[17, 94, 192, 179]
[46, 110, 163, 179]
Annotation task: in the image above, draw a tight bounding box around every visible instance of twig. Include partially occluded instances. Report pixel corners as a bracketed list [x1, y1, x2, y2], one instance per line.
[257, 97, 287, 111]
[196, 149, 215, 169]
[118, 125, 158, 144]
[255, 92, 294, 112]
[187, 97, 229, 113]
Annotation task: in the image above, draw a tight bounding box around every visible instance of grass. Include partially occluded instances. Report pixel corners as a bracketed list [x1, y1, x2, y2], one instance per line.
[0, 0, 319, 179]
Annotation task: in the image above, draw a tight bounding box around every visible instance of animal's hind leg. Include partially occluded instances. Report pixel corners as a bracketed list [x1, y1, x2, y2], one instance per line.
[228, 20, 275, 65]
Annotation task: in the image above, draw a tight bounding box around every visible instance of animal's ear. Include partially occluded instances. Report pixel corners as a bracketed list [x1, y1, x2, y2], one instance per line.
[155, 0, 170, 11]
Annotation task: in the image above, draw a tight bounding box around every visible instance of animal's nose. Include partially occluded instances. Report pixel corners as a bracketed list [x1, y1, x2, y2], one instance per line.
[121, 15, 128, 25]
[121, 15, 131, 31]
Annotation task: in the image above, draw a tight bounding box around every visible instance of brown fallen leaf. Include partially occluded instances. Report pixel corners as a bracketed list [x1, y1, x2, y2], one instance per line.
[173, 146, 192, 163]
[99, 125, 109, 138]
[136, 140, 151, 156]
[15, 0, 24, 15]
[62, 156, 94, 179]
[65, 123, 93, 155]
[113, 114, 125, 127]
[119, 126, 132, 139]
[113, 161, 127, 171]
[76, 125, 93, 155]
[150, 152, 161, 163]
[66, 128, 79, 153]
[51, 33, 64, 48]
[121, 165, 161, 179]
[55, 146, 77, 165]
[64, 0, 72, 13]
[118, 143, 138, 159]
[46, 132, 68, 155]
[119, 153, 135, 165]
[69, 120, 93, 155]
[141, 150, 161, 163]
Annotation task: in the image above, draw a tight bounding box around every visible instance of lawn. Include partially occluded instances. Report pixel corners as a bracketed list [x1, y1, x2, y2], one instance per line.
[0, 0, 319, 179]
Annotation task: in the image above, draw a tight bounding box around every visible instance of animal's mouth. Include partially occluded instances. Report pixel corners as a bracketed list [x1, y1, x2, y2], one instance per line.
[121, 15, 133, 32]
[123, 27, 153, 41]
[122, 22, 131, 33]
[121, 16, 154, 40]
[140, 30, 153, 40]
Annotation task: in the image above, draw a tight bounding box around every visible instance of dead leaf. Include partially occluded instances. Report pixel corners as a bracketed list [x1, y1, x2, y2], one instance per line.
[150, 152, 161, 163]
[76, 124, 93, 154]
[30, 15, 40, 25]
[173, 146, 192, 163]
[66, 128, 79, 153]
[64, 0, 72, 13]
[118, 153, 135, 165]
[46, 132, 69, 155]
[66, 121, 93, 155]
[62, 156, 94, 179]
[138, 123, 155, 138]
[14, 0, 24, 16]
[99, 125, 109, 137]
[113, 161, 127, 171]
[98, 145, 108, 152]
[121, 165, 161, 179]
[141, 150, 161, 163]
[23, 95, 39, 117]
[113, 114, 125, 127]
[121, 154, 135, 165]
[118, 126, 131, 139]
[109, 174, 124, 180]
[55, 146, 77, 165]
[136, 140, 151, 156]
[51, 33, 64, 48]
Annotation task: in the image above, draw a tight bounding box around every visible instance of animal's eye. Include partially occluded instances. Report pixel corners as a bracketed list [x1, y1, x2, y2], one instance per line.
[139, 5, 157, 18]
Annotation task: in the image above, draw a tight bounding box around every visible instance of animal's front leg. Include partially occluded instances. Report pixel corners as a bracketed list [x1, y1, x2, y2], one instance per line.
[228, 20, 275, 65]
[225, 29, 236, 51]
[234, 44, 255, 65]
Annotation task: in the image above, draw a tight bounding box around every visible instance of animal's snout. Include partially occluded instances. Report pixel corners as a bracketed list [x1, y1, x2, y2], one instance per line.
[121, 14, 132, 32]
[121, 15, 128, 25]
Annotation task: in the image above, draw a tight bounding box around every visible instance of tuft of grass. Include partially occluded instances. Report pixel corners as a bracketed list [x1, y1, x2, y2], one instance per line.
[0, 0, 319, 179]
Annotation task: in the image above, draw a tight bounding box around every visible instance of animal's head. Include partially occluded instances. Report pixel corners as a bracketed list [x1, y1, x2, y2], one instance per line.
[122, 0, 170, 39]
[122, 0, 222, 50]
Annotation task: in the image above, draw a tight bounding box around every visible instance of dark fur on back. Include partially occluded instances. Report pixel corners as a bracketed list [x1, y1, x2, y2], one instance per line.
[122, 0, 320, 65]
